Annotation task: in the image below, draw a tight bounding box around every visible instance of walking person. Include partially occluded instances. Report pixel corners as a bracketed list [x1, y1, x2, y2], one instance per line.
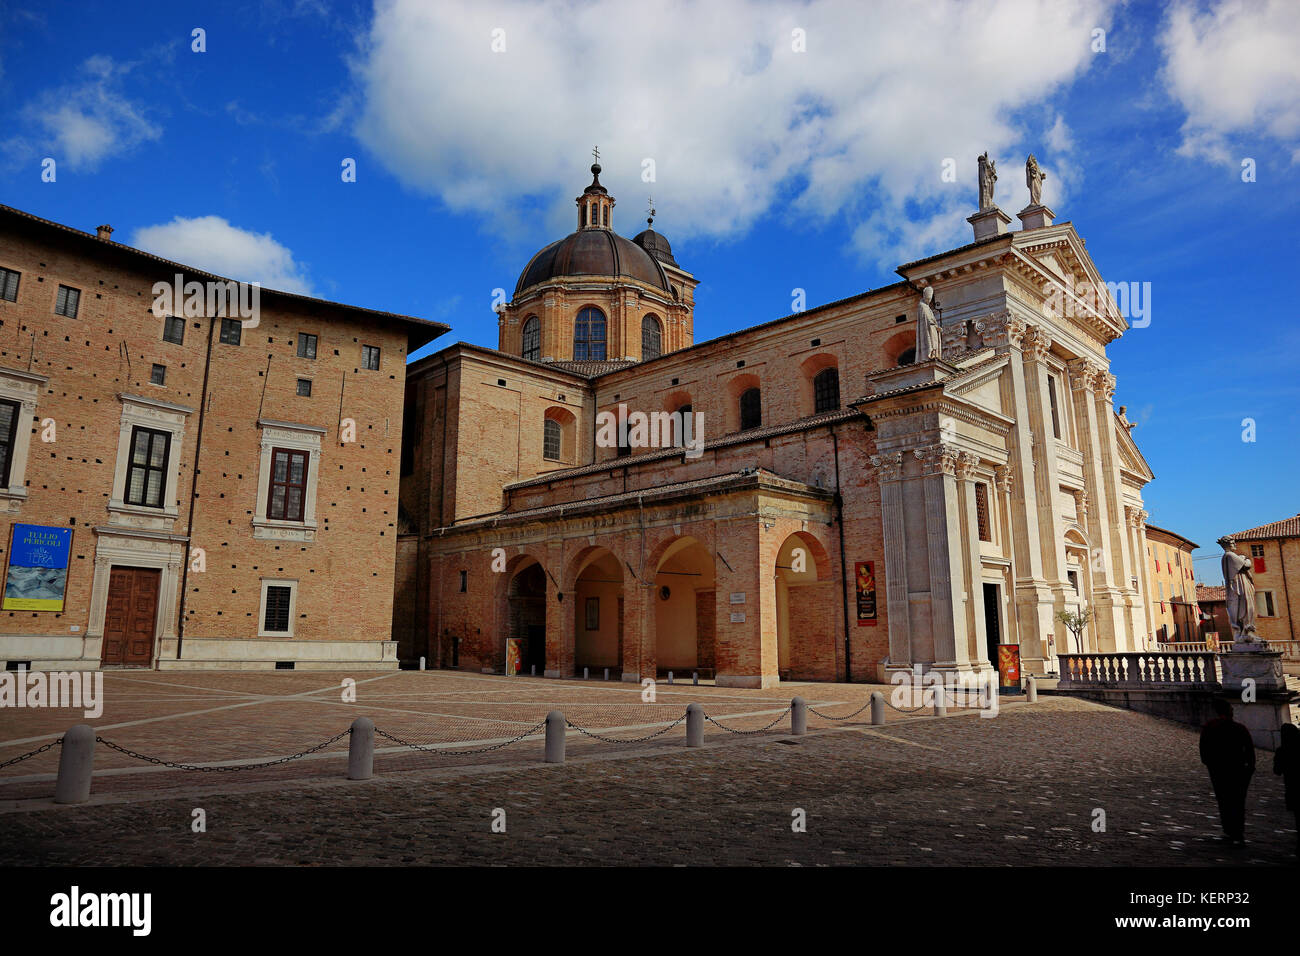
[1273, 722, 1300, 858]
[1199, 698, 1256, 845]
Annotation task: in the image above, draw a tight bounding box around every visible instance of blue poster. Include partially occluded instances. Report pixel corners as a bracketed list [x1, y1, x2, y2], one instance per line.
[4, 524, 73, 611]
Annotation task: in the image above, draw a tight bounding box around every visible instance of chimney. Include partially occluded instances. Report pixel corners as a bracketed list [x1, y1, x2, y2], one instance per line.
[95, 224, 113, 240]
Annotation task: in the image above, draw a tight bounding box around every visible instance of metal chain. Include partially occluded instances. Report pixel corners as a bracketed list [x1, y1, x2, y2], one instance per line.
[704, 707, 791, 735]
[0, 738, 62, 771]
[95, 729, 351, 772]
[806, 699, 873, 721]
[566, 713, 687, 744]
[375, 719, 546, 757]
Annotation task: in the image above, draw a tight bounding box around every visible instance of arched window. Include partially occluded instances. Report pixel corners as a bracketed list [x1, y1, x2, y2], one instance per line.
[739, 388, 762, 431]
[813, 367, 840, 413]
[574, 307, 606, 361]
[602, 205, 608, 226]
[521, 316, 540, 362]
[543, 418, 561, 461]
[641, 315, 662, 359]
[897, 347, 916, 367]
[674, 403, 693, 447]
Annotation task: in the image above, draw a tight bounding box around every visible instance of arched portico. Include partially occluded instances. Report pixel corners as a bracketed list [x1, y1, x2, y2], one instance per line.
[774, 531, 837, 680]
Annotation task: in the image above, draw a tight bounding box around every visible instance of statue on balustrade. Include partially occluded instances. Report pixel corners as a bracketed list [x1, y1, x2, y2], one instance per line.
[1218, 536, 1262, 644]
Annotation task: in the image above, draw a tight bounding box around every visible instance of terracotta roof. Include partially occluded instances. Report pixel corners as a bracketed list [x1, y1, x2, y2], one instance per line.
[549, 359, 637, 377]
[0, 203, 448, 348]
[505, 407, 865, 491]
[1144, 523, 1199, 550]
[1231, 513, 1300, 540]
[1196, 585, 1225, 603]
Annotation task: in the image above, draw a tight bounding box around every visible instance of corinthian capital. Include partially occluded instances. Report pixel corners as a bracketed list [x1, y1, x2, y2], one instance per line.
[914, 442, 961, 477]
[1022, 325, 1052, 363]
[869, 450, 904, 482]
[994, 462, 1015, 492]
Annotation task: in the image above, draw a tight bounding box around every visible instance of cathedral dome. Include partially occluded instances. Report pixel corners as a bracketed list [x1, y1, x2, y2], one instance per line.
[632, 226, 678, 267]
[514, 228, 671, 296]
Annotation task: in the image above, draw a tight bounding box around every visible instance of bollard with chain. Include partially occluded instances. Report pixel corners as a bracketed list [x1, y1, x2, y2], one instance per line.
[870, 691, 885, 726]
[419, 656, 426, 671]
[604, 668, 609, 681]
[693, 671, 699, 686]
[1025, 674, 1038, 702]
[583, 667, 589, 680]
[791, 697, 807, 735]
[544, 710, 565, 763]
[686, 703, 704, 747]
[54, 724, 95, 804]
[668, 671, 674, 685]
[932, 686, 947, 717]
[347, 717, 375, 780]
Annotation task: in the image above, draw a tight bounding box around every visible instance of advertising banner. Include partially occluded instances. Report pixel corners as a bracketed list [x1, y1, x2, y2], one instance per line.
[855, 561, 877, 626]
[3, 524, 73, 611]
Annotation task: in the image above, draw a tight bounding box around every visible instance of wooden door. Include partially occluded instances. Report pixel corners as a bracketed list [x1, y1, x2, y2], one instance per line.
[101, 567, 160, 666]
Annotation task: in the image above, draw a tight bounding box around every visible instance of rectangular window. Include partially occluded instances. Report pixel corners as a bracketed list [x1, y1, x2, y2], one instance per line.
[361, 345, 380, 371]
[1249, 543, 1266, 573]
[263, 585, 293, 633]
[124, 426, 170, 508]
[0, 398, 19, 486]
[297, 333, 318, 359]
[974, 482, 991, 542]
[585, 596, 600, 630]
[267, 448, 309, 521]
[162, 316, 185, 344]
[459, 570, 468, 593]
[54, 284, 80, 318]
[1256, 590, 1276, 617]
[150, 364, 166, 385]
[1046, 375, 1062, 440]
[296, 378, 312, 397]
[0, 267, 19, 302]
[1067, 570, 1079, 594]
[219, 317, 242, 345]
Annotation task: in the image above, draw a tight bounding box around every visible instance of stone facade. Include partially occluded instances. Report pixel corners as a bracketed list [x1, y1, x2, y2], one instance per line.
[1143, 523, 1199, 644]
[0, 204, 444, 670]
[397, 169, 1159, 687]
[1224, 514, 1300, 646]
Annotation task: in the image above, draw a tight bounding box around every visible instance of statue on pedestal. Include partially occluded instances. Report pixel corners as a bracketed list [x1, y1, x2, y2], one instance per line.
[1219, 536, 1262, 644]
[916, 286, 941, 361]
[1026, 154, 1047, 206]
[978, 152, 997, 211]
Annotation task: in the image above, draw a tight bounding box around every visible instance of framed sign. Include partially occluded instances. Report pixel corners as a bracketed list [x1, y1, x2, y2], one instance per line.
[3, 524, 73, 611]
[855, 561, 877, 626]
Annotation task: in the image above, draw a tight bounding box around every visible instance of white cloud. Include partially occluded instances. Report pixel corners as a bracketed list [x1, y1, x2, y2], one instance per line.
[1159, 0, 1300, 166]
[351, 0, 1113, 267]
[130, 216, 314, 296]
[16, 55, 160, 169]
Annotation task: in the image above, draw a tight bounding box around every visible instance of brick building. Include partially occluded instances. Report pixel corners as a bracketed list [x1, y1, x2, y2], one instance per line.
[1220, 513, 1300, 646]
[396, 161, 1160, 687]
[0, 204, 445, 670]
[1141, 523, 1199, 644]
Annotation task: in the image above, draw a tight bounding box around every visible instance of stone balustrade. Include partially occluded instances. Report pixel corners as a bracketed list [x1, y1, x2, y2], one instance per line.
[1058, 652, 1218, 690]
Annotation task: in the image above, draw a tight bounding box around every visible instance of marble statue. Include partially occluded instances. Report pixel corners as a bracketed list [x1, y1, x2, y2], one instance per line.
[1026, 154, 1047, 206]
[1219, 536, 1262, 644]
[978, 152, 997, 210]
[916, 286, 941, 361]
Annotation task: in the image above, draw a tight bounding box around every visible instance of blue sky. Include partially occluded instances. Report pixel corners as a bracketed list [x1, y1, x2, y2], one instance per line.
[2, 0, 1297, 580]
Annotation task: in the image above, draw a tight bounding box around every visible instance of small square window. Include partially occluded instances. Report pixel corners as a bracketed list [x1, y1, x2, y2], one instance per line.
[150, 364, 166, 385]
[55, 284, 80, 318]
[297, 333, 318, 359]
[361, 345, 380, 370]
[163, 316, 185, 344]
[219, 317, 242, 345]
[0, 267, 20, 302]
[296, 378, 312, 397]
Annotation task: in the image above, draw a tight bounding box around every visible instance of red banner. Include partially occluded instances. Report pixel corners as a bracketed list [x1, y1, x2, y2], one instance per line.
[855, 561, 877, 626]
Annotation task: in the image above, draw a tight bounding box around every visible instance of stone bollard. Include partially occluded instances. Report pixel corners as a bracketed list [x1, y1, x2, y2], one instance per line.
[932, 686, 947, 717]
[686, 703, 704, 747]
[583, 667, 589, 680]
[347, 717, 375, 780]
[544, 710, 566, 763]
[1026, 675, 1038, 702]
[604, 668, 609, 681]
[693, 672, 699, 686]
[530, 664, 536, 677]
[668, 671, 674, 685]
[54, 724, 95, 805]
[791, 697, 807, 735]
[870, 692, 885, 726]
[419, 656, 426, 671]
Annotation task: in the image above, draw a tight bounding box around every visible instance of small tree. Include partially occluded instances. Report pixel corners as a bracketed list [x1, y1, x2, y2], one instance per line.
[1056, 606, 1095, 654]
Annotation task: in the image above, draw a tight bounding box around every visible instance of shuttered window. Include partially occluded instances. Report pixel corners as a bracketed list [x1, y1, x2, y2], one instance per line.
[268, 448, 309, 521]
[0, 399, 19, 486]
[0, 267, 20, 302]
[125, 426, 170, 508]
[263, 586, 292, 633]
[55, 284, 80, 318]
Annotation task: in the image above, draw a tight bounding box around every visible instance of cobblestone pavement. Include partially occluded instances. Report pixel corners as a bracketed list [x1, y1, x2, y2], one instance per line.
[1, 680, 1295, 866]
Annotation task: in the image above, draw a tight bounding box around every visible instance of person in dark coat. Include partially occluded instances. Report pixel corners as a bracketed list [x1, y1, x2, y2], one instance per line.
[1199, 698, 1256, 844]
[1273, 722, 1300, 857]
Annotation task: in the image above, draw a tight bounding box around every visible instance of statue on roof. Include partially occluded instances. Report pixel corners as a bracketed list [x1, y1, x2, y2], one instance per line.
[1026, 154, 1047, 206]
[978, 152, 997, 210]
[916, 286, 941, 361]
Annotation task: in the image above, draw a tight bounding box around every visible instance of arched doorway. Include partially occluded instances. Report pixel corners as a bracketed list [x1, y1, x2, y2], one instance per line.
[572, 548, 624, 676]
[774, 532, 836, 680]
[652, 537, 715, 677]
[507, 560, 547, 675]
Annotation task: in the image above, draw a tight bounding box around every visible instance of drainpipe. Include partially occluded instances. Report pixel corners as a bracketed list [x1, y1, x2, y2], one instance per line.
[831, 426, 852, 682]
[1281, 539, 1297, 645]
[175, 311, 218, 660]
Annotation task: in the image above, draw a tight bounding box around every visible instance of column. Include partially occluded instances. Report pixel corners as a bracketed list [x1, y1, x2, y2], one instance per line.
[916, 443, 970, 673]
[869, 452, 910, 668]
[956, 452, 988, 668]
[1094, 372, 1140, 651]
